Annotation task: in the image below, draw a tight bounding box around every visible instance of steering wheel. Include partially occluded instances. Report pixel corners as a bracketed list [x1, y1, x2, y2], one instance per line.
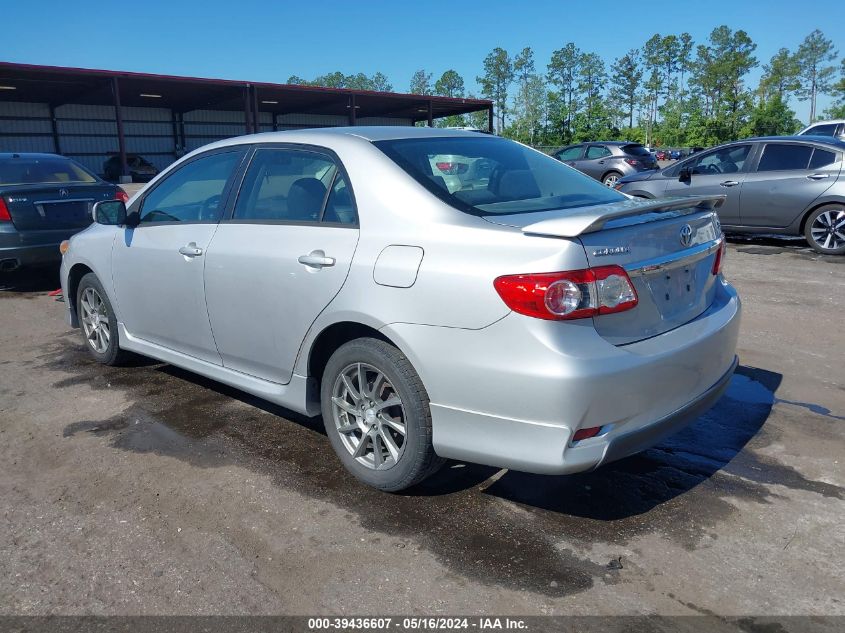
[704, 163, 722, 174]
[199, 194, 222, 220]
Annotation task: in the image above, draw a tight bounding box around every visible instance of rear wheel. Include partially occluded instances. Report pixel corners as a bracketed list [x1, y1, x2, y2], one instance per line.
[76, 273, 130, 365]
[804, 205, 845, 255]
[320, 338, 443, 492]
[602, 171, 622, 187]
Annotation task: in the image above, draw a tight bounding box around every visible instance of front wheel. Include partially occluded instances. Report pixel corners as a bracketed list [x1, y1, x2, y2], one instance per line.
[804, 205, 845, 255]
[76, 273, 130, 365]
[320, 338, 444, 492]
[602, 171, 622, 187]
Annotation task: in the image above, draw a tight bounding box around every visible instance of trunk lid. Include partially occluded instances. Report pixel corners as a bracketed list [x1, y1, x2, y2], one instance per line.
[1, 183, 116, 231]
[484, 195, 725, 345]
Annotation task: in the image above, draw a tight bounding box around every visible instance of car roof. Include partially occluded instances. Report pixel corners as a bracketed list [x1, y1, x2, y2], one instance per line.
[711, 136, 845, 150]
[236, 126, 487, 144]
[0, 152, 65, 160]
[802, 119, 845, 125]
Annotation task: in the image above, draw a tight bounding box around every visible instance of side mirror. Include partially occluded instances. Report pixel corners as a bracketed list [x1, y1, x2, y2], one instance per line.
[92, 200, 127, 225]
[678, 167, 692, 183]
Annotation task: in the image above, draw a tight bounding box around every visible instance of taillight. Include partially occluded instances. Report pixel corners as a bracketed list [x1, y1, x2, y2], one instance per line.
[624, 158, 639, 166]
[0, 198, 10, 222]
[712, 240, 726, 275]
[114, 189, 129, 204]
[493, 265, 638, 321]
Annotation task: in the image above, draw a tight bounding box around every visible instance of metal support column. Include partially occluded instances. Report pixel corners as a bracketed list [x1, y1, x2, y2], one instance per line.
[252, 86, 260, 133]
[171, 110, 180, 159]
[348, 95, 357, 126]
[48, 104, 61, 155]
[111, 77, 128, 180]
[427, 100, 433, 127]
[244, 85, 253, 134]
[488, 105, 494, 134]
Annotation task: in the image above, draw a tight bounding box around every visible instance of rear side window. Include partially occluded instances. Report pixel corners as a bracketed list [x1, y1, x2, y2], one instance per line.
[139, 151, 240, 223]
[0, 156, 97, 185]
[556, 146, 582, 161]
[809, 148, 838, 169]
[586, 146, 611, 159]
[757, 144, 813, 172]
[233, 148, 355, 224]
[802, 124, 838, 137]
[374, 136, 624, 216]
[621, 144, 651, 157]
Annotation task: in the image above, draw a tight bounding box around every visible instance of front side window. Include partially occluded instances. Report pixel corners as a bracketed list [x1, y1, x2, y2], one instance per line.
[0, 156, 97, 185]
[139, 151, 240, 223]
[586, 145, 611, 159]
[233, 149, 345, 223]
[555, 146, 583, 161]
[374, 136, 624, 216]
[690, 145, 751, 175]
[757, 144, 813, 172]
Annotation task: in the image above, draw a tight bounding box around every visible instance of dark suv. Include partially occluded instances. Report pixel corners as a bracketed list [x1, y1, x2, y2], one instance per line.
[552, 142, 658, 186]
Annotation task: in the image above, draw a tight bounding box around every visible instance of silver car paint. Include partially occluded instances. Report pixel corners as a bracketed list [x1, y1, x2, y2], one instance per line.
[61, 127, 740, 476]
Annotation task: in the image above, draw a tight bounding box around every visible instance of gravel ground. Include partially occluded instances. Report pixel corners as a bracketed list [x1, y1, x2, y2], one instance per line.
[0, 236, 842, 617]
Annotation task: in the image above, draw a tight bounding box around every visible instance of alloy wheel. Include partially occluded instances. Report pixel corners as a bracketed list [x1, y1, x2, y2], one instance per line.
[79, 287, 110, 354]
[331, 362, 407, 470]
[603, 174, 619, 187]
[810, 209, 845, 251]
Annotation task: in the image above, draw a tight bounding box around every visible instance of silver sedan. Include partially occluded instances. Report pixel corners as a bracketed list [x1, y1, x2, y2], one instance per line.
[60, 127, 740, 491]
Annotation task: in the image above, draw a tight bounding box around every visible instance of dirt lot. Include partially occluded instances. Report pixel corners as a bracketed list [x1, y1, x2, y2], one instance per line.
[0, 237, 843, 617]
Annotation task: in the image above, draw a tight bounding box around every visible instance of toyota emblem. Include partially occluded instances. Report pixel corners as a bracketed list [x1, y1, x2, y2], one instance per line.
[679, 224, 693, 247]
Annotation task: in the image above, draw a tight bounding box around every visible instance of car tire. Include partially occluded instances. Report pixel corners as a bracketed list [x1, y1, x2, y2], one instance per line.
[76, 272, 131, 366]
[804, 205, 845, 255]
[320, 337, 444, 492]
[602, 171, 622, 187]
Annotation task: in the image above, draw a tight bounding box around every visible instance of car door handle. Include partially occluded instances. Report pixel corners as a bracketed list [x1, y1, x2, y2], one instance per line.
[807, 173, 830, 180]
[720, 180, 740, 187]
[178, 243, 203, 257]
[298, 251, 335, 268]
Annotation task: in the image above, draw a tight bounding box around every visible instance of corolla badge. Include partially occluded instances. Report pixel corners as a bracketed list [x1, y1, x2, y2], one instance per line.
[679, 224, 694, 247]
[592, 246, 631, 257]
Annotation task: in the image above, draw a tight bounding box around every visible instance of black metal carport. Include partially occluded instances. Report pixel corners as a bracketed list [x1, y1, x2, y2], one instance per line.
[0, 62, 493, 179]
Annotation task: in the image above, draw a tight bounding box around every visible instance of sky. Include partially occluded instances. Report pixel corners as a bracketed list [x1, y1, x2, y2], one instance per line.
[3, 0, 843, 124]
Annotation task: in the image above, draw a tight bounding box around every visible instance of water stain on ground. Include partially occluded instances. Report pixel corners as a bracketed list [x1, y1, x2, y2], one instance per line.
[42, 335, 844, 597]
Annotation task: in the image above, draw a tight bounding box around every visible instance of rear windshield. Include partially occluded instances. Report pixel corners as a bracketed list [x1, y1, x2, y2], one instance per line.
[373, 136, 624, 216]
[0, 156, 97, 185]
[621, 144, 651, 156]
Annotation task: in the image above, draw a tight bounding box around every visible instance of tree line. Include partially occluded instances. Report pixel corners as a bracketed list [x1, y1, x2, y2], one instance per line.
[288, 26, 845, 148]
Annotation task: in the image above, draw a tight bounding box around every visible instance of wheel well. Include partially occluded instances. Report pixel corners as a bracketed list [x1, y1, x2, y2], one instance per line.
[602, 169, 623, 180]
[66, 263, 93, 322]
[307, 322, 393, 385]
[799, 200, 845, 235]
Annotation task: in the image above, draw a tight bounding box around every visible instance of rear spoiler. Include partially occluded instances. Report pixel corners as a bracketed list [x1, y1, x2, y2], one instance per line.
[521, 195, 725, 238]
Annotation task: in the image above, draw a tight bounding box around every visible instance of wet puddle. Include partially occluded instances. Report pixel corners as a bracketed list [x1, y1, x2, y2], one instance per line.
[44, 335, 844, 597]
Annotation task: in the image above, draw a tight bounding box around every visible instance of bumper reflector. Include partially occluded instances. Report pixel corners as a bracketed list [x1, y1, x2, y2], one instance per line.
[572, 426, 602, 441]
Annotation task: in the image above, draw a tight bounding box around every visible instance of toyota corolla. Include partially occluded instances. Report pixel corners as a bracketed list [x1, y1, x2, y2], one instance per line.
[60, 127, 740, 491]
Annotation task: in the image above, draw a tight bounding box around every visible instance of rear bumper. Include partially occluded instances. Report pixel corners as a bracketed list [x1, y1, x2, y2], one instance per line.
[0, 242, 63, 269]
[382, 278, 741, 475]
[0, 224, 79, 269]
[599, 355, 736, 466]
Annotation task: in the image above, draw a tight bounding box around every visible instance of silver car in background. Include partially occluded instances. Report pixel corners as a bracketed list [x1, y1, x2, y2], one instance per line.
[552, 141, 658, 187]
[60, 128, 740, 491]
[616, 136, 845, 255]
